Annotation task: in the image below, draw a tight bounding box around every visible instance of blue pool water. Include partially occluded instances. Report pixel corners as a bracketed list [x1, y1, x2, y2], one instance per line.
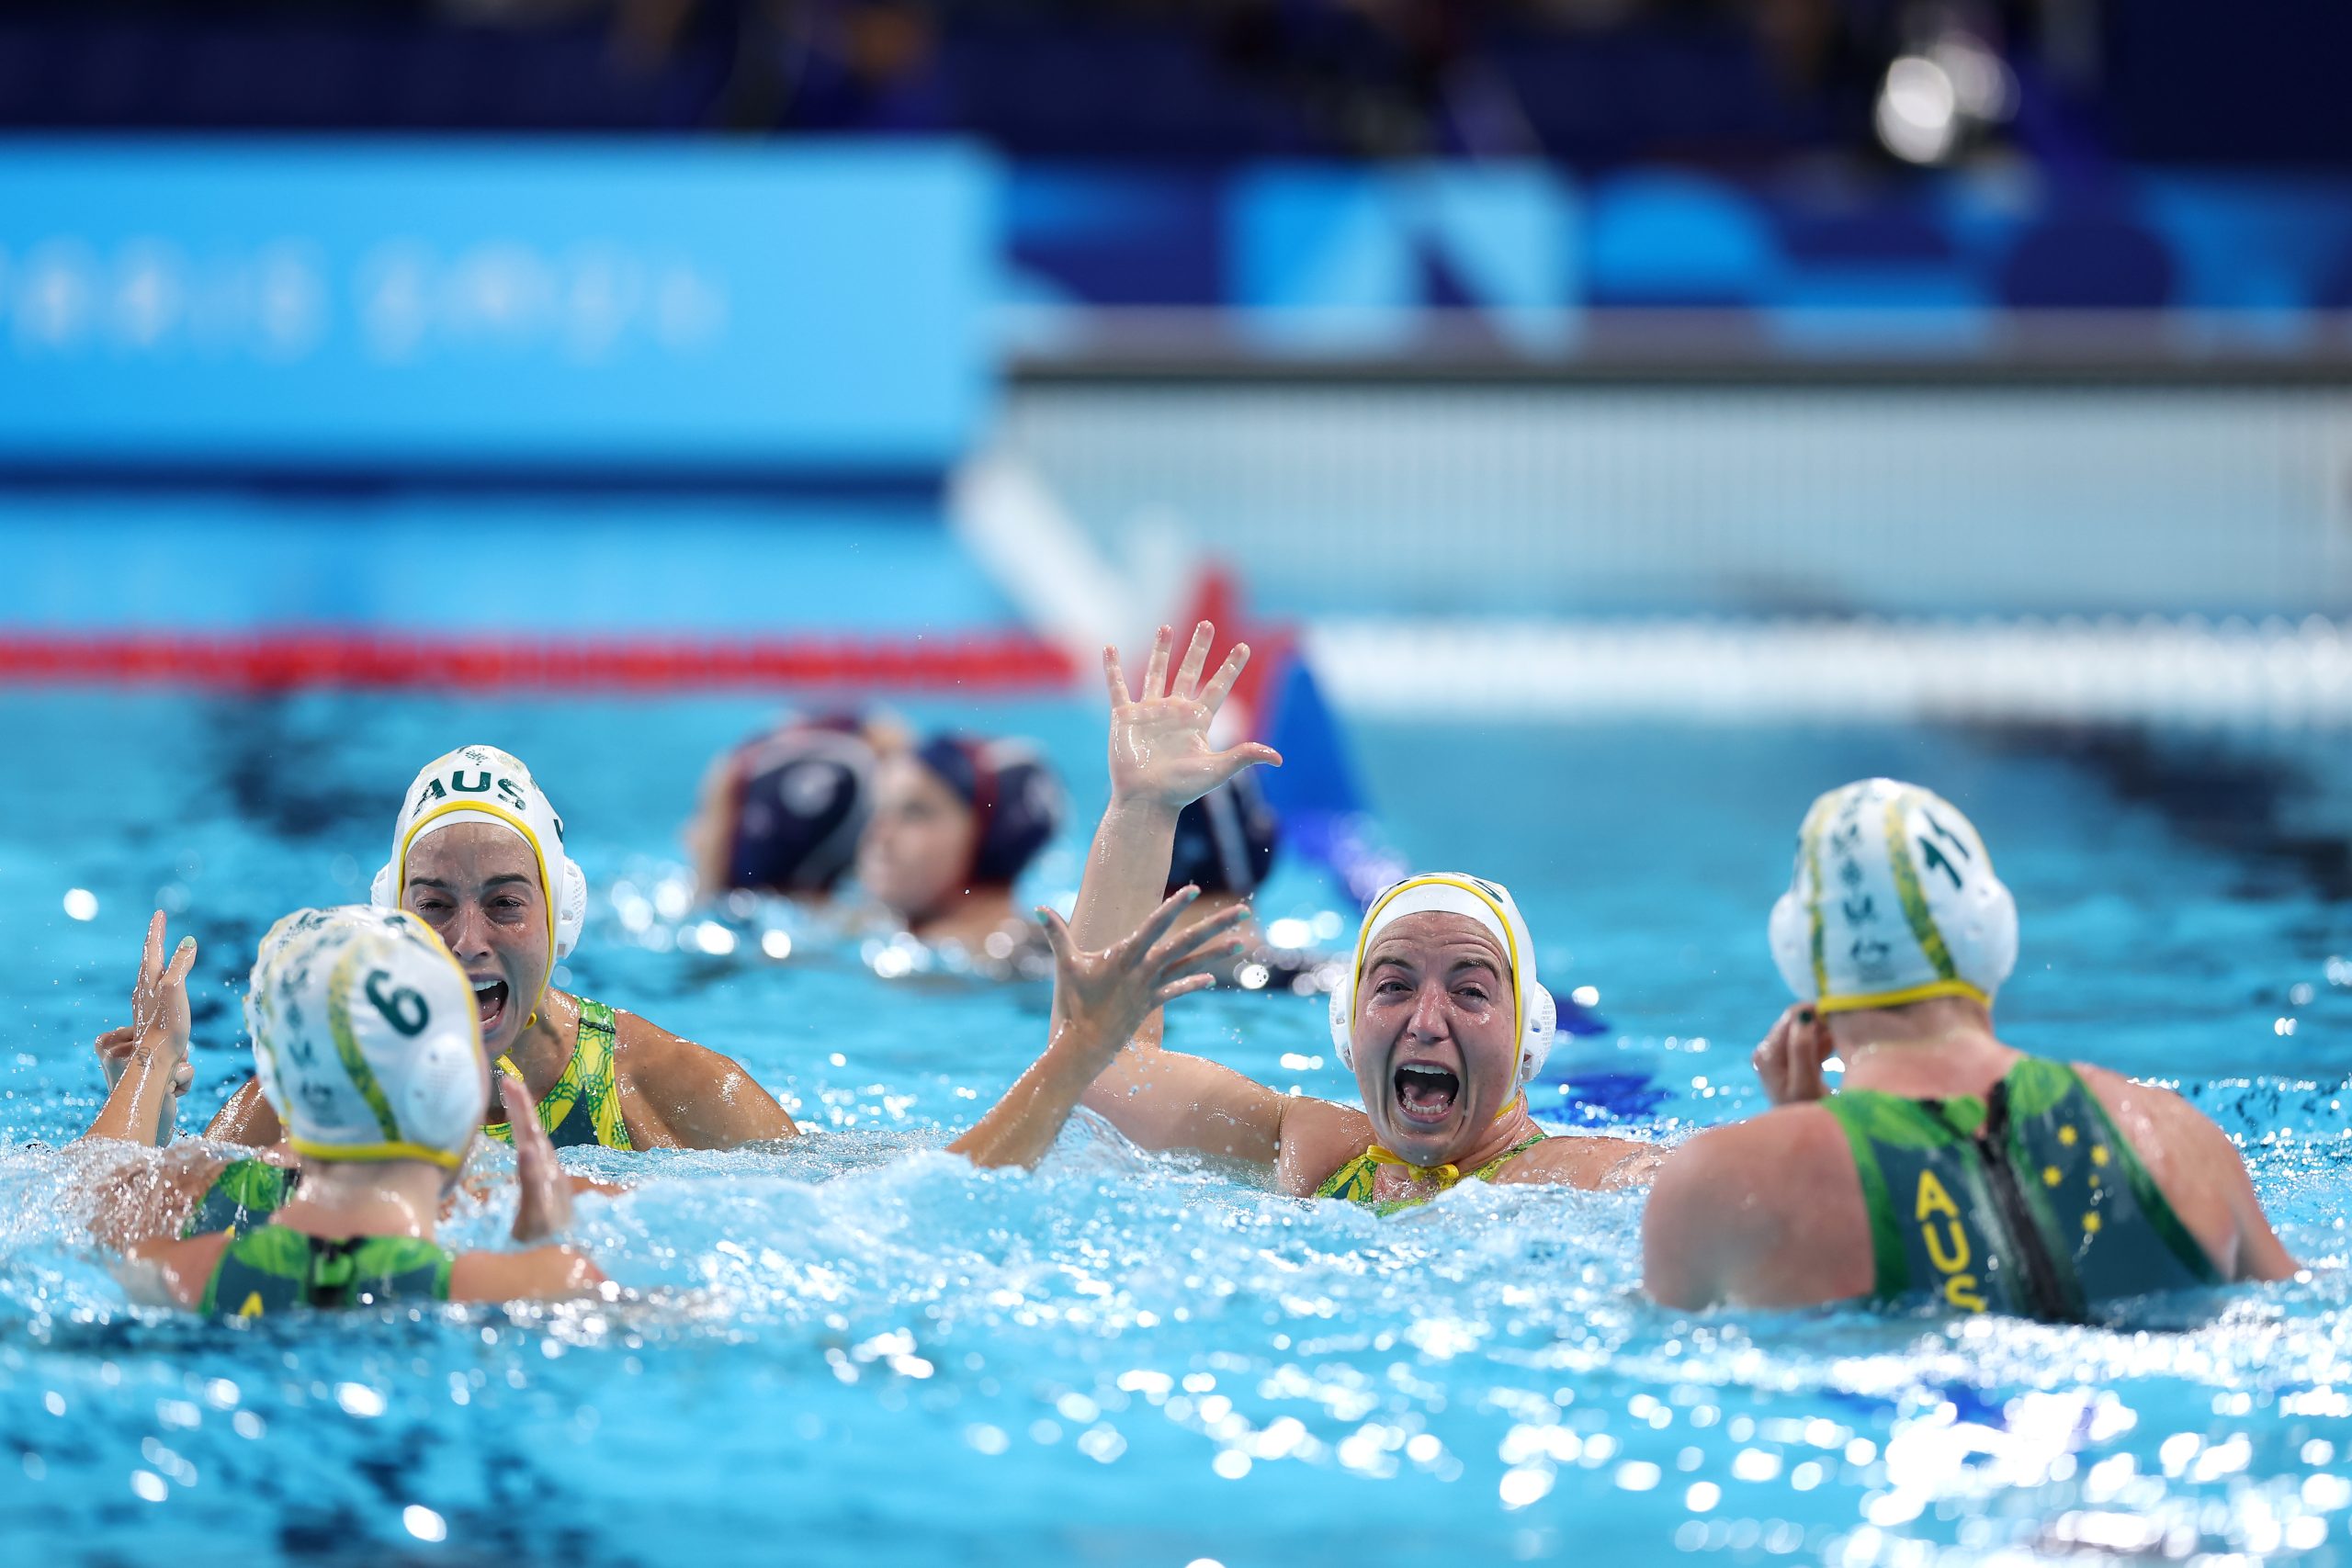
[1, 693, 2347, 1566]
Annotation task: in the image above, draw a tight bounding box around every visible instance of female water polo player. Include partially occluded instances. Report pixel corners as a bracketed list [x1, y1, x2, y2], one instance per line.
[83, 911, 615, 1246]
[856, 732, 1065, 953]
[1643, 778, 2297, 1318]
[209, 746, 796, 1152]
[95, 887, 1244, 1310]
[119, 907, 605, 1315]
[1048, 623, 1657, 1211]
[686, 714, 885, 903]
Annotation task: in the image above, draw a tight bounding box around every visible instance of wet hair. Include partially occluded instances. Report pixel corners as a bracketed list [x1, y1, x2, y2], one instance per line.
[723, 719, 876, 894]
[912, 733, 1065, 887]
[1165, 773, 1280, 897]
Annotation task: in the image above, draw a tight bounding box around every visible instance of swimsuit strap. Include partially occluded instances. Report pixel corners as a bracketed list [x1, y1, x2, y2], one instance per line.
[1468, 1131, 1551, 1184]
[1996, 1057, 2220, 1303]
[482, 998, 634, 1151]
[568, 999, 631, 1150]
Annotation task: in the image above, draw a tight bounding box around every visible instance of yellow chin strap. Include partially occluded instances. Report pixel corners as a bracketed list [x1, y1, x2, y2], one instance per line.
[1366, 1093, 1529, 1186]
[1363, 1145, 1468, 1190]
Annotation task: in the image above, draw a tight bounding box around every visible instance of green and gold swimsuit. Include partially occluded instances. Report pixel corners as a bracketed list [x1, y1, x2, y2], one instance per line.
[1315, 1133, 1550, 1215]
[1823, 1055, 2219, 1320]
[198, 1224, 455, 1317]
[182, 1157, 294, 1239]
[483, 998, 633, 1151]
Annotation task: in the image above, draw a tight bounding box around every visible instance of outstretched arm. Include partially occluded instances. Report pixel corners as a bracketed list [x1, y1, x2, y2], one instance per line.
[1061, 622, 1296, 1162]
[952, 889, 1248, 1169]
[79, 913, 198, 1148]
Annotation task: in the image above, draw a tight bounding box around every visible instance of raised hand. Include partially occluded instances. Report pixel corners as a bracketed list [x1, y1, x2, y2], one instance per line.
[79, 912, 198, 1146]
[946, 887, 1250, 1171]
[1102, 622, 1282, 812]
[1751, 1003, 1833, 1106]
[503, 1070, 574, 1245]
[131, 910, 198, 1089]
[1039, 886, 1250, 1070]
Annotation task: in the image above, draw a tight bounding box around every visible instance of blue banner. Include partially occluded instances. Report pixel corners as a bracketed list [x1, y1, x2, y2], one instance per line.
[0, 141, 995, 470]
[1007, 162, 2352, 354]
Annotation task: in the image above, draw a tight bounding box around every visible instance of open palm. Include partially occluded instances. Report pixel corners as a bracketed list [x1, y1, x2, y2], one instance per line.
[1104, 621, 1282, 810]
[1041, 887, 1250, 1069]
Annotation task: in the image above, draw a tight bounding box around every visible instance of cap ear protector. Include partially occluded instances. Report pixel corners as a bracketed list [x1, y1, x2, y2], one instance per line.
[1329, 873, 1556, 1089]
[370, 746, 587, 998]
[1768, 777, 2018, 1013]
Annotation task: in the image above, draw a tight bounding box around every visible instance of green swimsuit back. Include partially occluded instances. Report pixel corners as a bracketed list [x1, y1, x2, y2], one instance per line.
[1822, 1055, 2219, 1320]
[199, 1224, 456, 1318]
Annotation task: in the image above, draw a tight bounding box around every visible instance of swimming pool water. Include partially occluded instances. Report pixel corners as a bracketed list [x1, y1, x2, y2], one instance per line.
[1, 693, 2346, 1566]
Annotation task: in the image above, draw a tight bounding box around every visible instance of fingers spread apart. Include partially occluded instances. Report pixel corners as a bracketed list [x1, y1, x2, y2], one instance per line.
[1172, 622, 1215, 700]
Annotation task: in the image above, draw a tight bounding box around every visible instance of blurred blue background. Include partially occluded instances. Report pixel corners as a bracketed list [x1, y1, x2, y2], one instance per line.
[0, 2, 2346, 640]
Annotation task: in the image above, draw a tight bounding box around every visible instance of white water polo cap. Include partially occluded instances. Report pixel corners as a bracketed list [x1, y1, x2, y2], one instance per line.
[1329, 873, 1557, 1087]
[1769, 778, 2018, 1014]
[245, 906, 488, 1169]
[371, 745, 588, 975]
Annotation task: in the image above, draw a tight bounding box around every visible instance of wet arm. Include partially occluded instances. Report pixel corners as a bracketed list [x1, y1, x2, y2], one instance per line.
[960, 893, 1253, 1170]
[2192, 1111, 2301, 1281]
[1080, 1021, 1291, 1166]
[1641, 1135, 1746, 1310]
[449, 1246, 607, 1304]
[1070, 797, 1183, 949]
[77, 1039, 186, 1147]
[119, 1232, 232, 1309]
[1509, 1132, 1663, 1191]
[950, 1021, 1129, 1169]
[82, 1151, 239, 1252]
[205, 1077, 283, 1146]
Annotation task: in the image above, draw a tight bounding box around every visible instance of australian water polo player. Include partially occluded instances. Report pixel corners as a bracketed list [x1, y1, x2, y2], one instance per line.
[1643, 778, 2297, 1318]
[1035, 622, 1657, 1210]
[209, 746, 796, 1152]
[119, 906, 605, 1315]
[99, 889, 1246, 1314]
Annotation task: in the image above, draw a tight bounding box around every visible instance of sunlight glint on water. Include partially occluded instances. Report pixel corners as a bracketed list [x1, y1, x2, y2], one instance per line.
[0, 695, 2346, 1565]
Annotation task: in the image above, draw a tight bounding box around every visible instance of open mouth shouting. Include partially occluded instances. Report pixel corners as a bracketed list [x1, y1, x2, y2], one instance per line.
[470, 974, 512, 1038]
[1391, 1059, 1462, 1127]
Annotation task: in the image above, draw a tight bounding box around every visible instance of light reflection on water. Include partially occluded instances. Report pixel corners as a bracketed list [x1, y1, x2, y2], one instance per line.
[0, 694, 2346, 1565]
